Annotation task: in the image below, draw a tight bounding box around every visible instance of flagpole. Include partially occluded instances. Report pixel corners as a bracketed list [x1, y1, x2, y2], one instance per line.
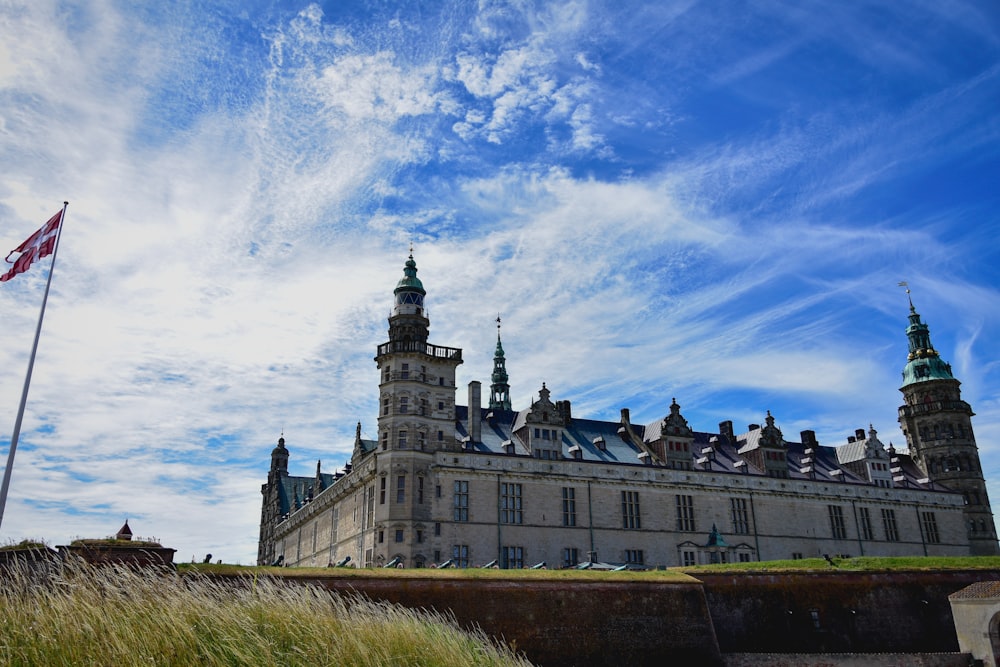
[0, 201, 69, 531]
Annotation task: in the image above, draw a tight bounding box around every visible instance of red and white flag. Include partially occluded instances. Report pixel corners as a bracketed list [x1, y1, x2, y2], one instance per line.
[0, 210, 63, 282]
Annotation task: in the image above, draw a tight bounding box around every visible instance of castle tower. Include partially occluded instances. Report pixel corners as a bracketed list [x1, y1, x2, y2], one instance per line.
[375, 253, 464, 455]
[489, 316, 512, 411]
[372, 253, 463, 567]
[258, 436, 290, 565]
[896, 297, 999, 555]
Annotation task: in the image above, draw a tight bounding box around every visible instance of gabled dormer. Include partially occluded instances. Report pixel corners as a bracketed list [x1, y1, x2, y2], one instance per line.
[513, 384, 565, 460]
[738, 411, 788, 478]
[644, 398, 694, 469]
[835, 425, 893, 487]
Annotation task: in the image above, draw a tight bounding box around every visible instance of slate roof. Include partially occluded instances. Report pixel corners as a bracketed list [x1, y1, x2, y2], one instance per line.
[274, 471, 339, 515]
[453, 405, 955, 491]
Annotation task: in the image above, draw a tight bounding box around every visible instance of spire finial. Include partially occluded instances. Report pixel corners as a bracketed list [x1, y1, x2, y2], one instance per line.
[898, 281, 914, 312]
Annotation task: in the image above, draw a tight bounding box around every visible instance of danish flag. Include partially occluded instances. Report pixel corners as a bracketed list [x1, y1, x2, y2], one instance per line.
[0, 210, 63, 282]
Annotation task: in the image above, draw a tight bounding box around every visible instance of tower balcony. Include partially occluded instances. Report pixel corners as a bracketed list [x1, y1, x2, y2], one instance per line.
[898, 400, 972, 418]
[377, 341, 463, 362]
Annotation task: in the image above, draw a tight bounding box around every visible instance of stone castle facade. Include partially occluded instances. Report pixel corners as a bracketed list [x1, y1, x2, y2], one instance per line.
[258, 256, 998, 568]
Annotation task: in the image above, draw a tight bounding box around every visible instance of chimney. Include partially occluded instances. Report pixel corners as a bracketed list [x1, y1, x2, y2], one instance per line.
[719, 421, 734, 443]
[556, 400, 572, 423]
[748, 424, 760, 431]
[468, 381, 482, 443]
[800, 430, 817, 447]
[855, 428, 866, 441]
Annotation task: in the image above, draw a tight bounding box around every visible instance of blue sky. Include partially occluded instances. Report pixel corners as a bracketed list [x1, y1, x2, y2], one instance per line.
[0, 0, 998, 564]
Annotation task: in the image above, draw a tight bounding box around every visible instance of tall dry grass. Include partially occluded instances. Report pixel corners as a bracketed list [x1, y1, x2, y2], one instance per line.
[0, 560, 532, 666]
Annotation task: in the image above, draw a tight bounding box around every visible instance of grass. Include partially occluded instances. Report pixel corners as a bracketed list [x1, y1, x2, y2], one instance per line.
[0, 539, 50, 551]
[0, 561, 532, 667]
[677, 555, 1000, 573]
[183, 555, 1000, 580]
[183, 562, 700, 582]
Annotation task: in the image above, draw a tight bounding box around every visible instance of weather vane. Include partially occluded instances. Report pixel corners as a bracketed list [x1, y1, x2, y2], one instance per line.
[898, 280, 914, 309]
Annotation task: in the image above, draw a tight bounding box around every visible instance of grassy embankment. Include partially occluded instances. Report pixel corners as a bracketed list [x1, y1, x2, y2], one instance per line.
[186, 555, 1000, 580]
[0, 560, 532, 667]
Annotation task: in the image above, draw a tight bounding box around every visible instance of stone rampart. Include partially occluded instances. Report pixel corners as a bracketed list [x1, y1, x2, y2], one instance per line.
[206, 568, 1000, 666]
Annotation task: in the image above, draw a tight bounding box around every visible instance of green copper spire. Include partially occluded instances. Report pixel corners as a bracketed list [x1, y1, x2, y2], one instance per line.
[900, 289, 955, 386]
[394, 253, 425, 296]
[489, 315, 512, 411]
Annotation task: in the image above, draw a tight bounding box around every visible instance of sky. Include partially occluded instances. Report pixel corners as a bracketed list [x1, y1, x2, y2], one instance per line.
[0, 0, 998, 564]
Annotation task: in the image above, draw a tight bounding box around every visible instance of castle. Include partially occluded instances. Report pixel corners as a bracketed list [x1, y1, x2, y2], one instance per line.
[258, 255, 998, 567]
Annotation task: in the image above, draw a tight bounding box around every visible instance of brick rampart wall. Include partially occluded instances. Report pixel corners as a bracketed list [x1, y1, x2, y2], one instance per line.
[206, 569, 1000, 666]
[696, 570, 1000, 653]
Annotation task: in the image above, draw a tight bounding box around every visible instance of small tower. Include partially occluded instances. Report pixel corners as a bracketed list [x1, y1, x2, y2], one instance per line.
[896, 294, 998, 555]
[116, 520, 133, 541]
[489, 316, 512, 411]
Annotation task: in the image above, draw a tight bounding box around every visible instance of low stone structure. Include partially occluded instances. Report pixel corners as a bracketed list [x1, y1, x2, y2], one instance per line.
[57, 521, 176, 568]
[949, 580, 1000, 666]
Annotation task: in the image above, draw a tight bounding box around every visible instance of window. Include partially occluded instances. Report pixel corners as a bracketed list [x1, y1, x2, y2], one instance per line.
[859, 507, 874, 540]
[452, 544, 469, 568]
[381, 431, 388, 450]
[881, 508, 899, 542]
[681, 550, 697, 566]
[622, 491, 641, 529]
[398, 430, 407, 449]
[828, 505, 847, 539]
[562, 487, 577, 527]
[730, 497, 749, 534]
[395, 529, 403, 543]
[416, 529, 424, 543]
[418, 431, 427, 451]
[562, 548, 579, 568]
[438, 430, 444, 442]
[676, 494, 696, 532]
[378, 530, 384, 544]
[382, 397, 390, 415]
[738, 553, 752, 563]
[396, 475, 406, 504]
[400, 363, 409, 379]
[501, 483, 523, 524]
[501, 545, 524, 569]
[625, 549, 644, 565]
[434, 522, 441, 536]
[399, 397, 408, 414]
[379, 477, 386, 505]
[792, 552, 803, 560]
[453, 481, 469, 522]
[417, 477, 424, 504]
[922, 511, 941, 544]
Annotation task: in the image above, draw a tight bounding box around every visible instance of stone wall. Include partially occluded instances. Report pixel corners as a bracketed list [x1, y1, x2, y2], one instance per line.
[284, 574, 722, 667]
[207, 568, 1000, 666]
[722, 653, 970, 667]
[697, 570, 1000, 653]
